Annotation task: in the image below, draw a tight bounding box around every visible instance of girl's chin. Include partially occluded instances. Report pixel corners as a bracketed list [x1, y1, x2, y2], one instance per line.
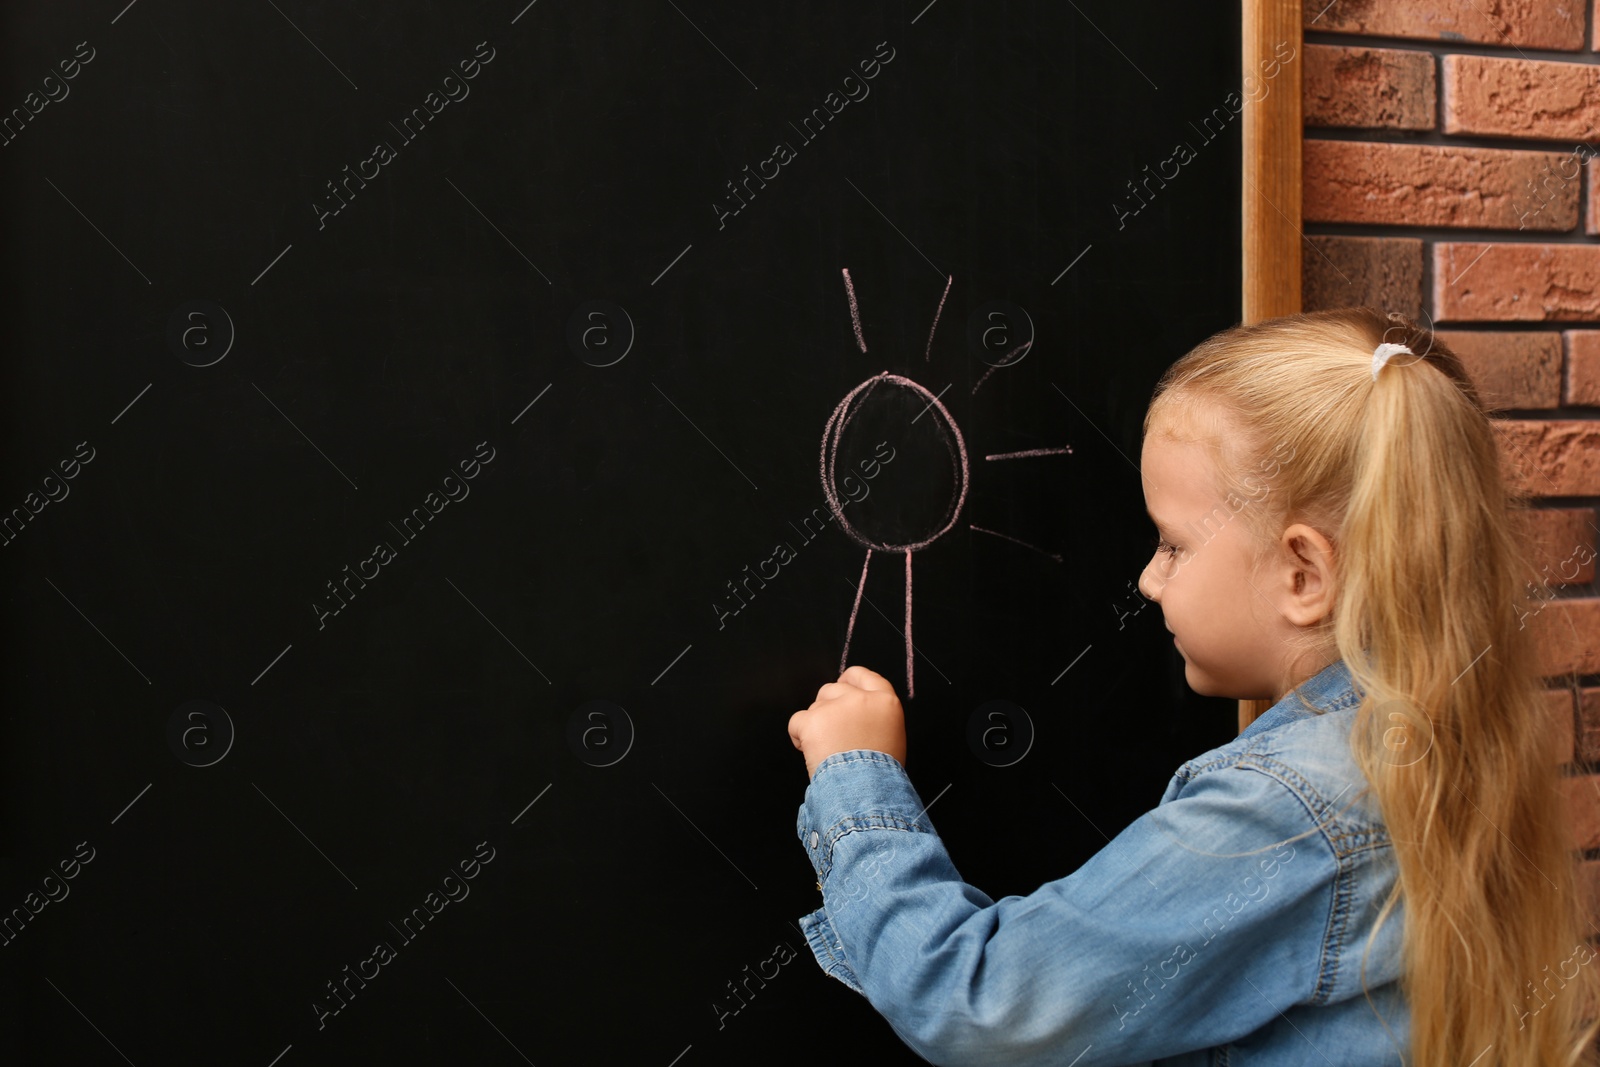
[1180, 659, 1217, 696]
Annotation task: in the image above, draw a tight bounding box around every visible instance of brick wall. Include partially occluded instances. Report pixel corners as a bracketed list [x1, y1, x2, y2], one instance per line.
[1297, 0, 1600, 925]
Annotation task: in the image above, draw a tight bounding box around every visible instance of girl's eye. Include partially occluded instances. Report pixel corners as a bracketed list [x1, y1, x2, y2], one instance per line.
[1153, 537, 1179, 557]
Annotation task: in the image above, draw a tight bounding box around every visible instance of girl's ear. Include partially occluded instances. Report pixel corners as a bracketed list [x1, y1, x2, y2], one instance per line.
[1274, 523, 1337, 628]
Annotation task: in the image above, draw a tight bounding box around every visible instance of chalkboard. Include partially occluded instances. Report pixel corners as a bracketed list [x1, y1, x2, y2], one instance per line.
[1, 2, 1245, 1062]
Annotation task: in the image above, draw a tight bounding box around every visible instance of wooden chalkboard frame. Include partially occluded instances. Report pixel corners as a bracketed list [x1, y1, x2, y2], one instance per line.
[1238, 0, 1303, 732]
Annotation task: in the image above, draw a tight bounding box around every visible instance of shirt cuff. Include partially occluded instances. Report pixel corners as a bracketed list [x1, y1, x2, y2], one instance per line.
[795, 750, 936, 998]
[797, 903, 866, 995]
[794, 748, 936, 886]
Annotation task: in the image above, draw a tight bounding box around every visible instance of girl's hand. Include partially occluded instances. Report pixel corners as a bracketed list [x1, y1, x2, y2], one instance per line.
[787, 665, 907, 780]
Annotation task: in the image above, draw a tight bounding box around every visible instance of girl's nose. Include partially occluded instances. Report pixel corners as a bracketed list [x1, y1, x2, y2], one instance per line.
[1136, 564, 1159, 603]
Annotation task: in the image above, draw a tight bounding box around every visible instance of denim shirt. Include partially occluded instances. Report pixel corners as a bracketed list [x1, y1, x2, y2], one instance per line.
[794, 658, 1409, 1065]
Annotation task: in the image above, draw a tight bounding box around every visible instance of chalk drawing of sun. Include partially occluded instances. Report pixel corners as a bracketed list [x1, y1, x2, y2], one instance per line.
[824, 269, 1072, 699]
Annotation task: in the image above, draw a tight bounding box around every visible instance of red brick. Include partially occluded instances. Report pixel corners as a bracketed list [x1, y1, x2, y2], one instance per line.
[1547, 687, 1577, 764]
[1582, 686, 1600, 763]
[1305, 0, 1585, 51]
[1434, 244, 1600, 323]
[1580, 858, 1600, 932]
[1434, 330, 1562, 408]
[1304, 141, 1577, 231]
[1510, 145, 1591, 232]
[1568, 332, 1600, 406]
[1495, 420, 1600, 497]
[1303, 44, 1436, 129]
[1442, 55, 1600, 142]
[1303, 235, 1422, 317]
[1565, 775, 1600, 850]
[1533, 598, 1600, 677]
[1512, 506, 1599, 588]
[1588, 164, 1600, 237]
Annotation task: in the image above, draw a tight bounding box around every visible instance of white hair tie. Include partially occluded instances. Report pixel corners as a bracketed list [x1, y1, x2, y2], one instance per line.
[1371, 342, 1413, 381]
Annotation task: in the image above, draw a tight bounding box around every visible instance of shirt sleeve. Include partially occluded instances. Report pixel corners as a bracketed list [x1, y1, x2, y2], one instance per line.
[793, 748, 1340, 1066]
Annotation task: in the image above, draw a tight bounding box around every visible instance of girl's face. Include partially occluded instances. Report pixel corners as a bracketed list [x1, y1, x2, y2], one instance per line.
[1136, 428, 1284, 701]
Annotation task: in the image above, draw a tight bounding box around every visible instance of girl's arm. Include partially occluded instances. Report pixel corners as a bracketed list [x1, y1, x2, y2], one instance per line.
[795, 747, 1347, 1066]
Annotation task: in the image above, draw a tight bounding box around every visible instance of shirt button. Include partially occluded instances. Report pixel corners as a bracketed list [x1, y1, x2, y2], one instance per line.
[809, 831, 819, 849]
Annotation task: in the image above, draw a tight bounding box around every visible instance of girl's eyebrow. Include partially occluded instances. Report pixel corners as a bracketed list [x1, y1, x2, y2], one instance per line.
[1144, 505, 1171, 531]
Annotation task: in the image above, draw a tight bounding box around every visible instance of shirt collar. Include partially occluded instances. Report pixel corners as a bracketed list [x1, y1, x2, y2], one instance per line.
[1238, 656, 1366, 739]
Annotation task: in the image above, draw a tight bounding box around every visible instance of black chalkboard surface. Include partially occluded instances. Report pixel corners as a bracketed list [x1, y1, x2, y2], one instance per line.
[2, 2, 1243, 1062]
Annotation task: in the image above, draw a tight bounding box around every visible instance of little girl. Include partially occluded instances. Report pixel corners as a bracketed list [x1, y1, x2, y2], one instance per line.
[787, 307, 1600, 1065]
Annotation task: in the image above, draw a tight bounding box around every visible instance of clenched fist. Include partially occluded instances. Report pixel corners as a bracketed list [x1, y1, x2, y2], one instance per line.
[787, 665, 908, 780]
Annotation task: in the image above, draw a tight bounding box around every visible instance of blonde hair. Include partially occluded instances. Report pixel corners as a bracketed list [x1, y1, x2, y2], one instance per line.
[1143, 306, 1599, 1065]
